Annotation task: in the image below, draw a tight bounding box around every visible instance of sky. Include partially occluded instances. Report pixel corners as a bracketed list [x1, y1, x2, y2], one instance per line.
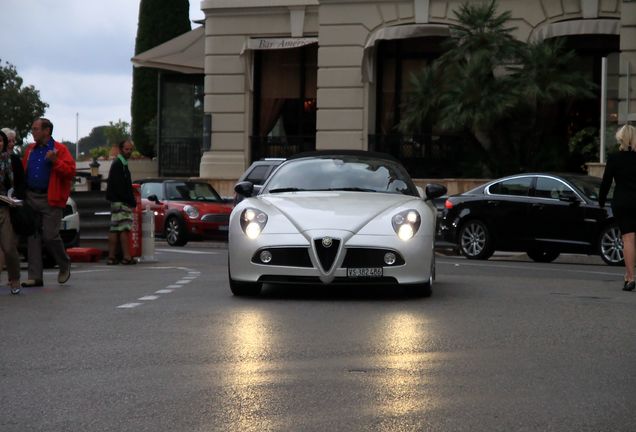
[1, 0, 203, 145]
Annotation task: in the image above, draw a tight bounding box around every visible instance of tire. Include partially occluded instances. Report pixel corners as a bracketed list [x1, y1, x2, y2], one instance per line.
[526, 249, 560, 263]
[598, 224, 624, 266]
[458, 219, 494, 260]
[165, 216, 188, 246]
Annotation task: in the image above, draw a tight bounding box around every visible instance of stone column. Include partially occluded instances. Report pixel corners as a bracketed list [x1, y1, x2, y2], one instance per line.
[619, 0, 636, 124]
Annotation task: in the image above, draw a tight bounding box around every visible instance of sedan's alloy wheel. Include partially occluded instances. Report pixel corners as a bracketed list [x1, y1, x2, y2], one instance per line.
[460, 220, 491, 259]
[599, 225, 624, 265]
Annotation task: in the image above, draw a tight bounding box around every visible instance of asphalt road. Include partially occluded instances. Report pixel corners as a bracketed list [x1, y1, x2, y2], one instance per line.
[1, 242, 635, 432]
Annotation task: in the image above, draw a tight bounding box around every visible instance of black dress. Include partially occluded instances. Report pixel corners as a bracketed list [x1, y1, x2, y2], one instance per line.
[599, 150, 636, 234]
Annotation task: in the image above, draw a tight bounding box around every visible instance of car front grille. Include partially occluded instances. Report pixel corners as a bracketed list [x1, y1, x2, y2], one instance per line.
[251, 247, 312, 267]
[201, 214, 230, 223]
[342, 248, 405, 268]
[258, 275, 399, 285]
[314, 238, 340, 272]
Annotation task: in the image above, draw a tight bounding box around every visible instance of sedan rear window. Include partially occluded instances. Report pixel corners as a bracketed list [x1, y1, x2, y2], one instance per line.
[488, 177, 532, 197]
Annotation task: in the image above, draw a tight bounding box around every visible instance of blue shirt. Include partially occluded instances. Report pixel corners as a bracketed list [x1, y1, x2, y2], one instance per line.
[26, 138, 54, 190]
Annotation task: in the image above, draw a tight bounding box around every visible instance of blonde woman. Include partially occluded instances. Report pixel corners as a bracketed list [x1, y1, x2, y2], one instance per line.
[0, 130, 22, 294]
[599, 124, 636, 291]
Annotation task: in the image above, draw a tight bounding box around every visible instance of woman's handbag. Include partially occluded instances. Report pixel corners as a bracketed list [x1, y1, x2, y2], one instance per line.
[10, 203, 36, 236]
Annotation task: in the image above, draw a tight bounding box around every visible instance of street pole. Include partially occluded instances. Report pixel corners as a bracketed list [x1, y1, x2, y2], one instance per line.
[75, 112, 79, 160]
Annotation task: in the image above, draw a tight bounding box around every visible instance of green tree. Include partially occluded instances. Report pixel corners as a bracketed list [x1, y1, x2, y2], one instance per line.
[77, 125, 108, 156]
[131, 0, 191, 157]
[399, 0, 594, 176]
[0, 60, 48, 145]
[103, 119, 131, 147]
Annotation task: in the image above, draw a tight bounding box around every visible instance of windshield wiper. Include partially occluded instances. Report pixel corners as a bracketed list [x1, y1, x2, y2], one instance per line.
[268, 187, 306, 193]
[327, 187, 377, 192]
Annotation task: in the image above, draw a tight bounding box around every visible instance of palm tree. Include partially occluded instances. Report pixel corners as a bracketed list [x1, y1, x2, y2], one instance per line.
[399, 0, 595, 176]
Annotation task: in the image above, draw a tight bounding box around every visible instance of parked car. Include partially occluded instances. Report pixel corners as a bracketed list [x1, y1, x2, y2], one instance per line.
[438, 173, 622, 265]
[234, 158, 285, 204]
[138, 179, 233, 246]
[228, 150, 447, 297]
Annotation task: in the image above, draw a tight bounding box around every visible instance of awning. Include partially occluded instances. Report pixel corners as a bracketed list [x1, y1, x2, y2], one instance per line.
[531, 19, 619, 42]
[362, 24, 450, 82]
[240, 37, 318, 55]
[131, 26, 204, 74]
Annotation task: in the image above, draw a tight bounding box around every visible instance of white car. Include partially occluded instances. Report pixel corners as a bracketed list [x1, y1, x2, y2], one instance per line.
[228, 151, 447, 297]
[60, 197, 80, 248]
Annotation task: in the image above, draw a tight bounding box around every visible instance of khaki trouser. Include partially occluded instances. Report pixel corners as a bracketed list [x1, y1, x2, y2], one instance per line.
[25, 190, 70, 281]
[0, 206, 21, 283]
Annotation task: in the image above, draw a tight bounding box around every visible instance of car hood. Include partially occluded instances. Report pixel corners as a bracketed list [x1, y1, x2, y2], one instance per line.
[260, 191, 418, 233]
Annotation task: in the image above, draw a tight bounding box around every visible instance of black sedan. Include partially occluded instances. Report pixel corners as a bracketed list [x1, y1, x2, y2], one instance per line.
[438, 173, 622, 265]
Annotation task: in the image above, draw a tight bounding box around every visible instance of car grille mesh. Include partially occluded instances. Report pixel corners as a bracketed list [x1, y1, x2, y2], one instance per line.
[342, 248, 405, 267]
[251, 247, 312, 267]
[201, 214, 230, 223]
[314, 238, 340, 272]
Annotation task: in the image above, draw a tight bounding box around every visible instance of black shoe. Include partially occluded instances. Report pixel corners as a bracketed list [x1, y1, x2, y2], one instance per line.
[58, 268, 71, 284]
[623, 281, 635, 291]
[22, 279, 43, 288]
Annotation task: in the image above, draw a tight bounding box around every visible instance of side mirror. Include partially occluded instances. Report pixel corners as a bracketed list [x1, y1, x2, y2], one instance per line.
[559, 190, 580, 204]
[147, 194, 161, 203]
[424, 183, 448, 201]
[234, 181, 255, 198]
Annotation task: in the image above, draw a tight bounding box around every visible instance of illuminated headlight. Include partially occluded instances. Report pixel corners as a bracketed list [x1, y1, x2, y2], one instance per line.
[392, 210, 421, 241]
[183, 205, 199, 219]
[240, 208, 268, 239]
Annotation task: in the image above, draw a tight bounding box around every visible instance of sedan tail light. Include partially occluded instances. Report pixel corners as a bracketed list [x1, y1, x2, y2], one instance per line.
[444, 199, 454, 209]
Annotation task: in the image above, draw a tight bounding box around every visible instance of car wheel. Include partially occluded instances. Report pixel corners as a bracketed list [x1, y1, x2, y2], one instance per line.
[526, 249, 560, 263]
[165, 216, 188, 246]
[598, 224, 624, 266]
[228, 268, 261, 296]
[458, 220, 494, 260]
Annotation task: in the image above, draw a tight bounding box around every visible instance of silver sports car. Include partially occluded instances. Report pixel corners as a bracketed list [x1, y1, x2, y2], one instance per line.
[228, 151, 447, 297]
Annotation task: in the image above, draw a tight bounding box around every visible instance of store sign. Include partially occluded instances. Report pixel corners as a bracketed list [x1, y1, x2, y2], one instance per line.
[246, 37, 317, 50]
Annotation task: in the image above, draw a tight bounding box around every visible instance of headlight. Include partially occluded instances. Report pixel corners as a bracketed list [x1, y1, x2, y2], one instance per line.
[392, 210, 421, 241]
[240, 208, 268, 239]
[183, 205, 199, 219]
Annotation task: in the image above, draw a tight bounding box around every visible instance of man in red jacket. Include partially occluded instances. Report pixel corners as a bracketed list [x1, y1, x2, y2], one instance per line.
[21, 118, 76, 287]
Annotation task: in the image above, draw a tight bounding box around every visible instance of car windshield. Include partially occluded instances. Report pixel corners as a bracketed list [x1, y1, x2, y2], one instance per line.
[263, 155, 418, 196]
[165, 182, 223, 202]
[562, 174, 613, 201]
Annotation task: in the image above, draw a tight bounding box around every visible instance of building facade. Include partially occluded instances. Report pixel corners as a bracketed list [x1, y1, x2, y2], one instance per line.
[199, 0, 635, 189]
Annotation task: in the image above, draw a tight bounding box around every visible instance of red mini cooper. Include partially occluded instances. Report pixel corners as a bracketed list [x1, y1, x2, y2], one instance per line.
[138, 179, 233, 246]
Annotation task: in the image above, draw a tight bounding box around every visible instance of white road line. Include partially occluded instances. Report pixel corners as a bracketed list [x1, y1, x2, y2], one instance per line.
[117, 303, 142, 309]
[166, 284, 182, 289]
[155, 289, 173, 294]
[182, 276, 198, 280]
[155, 248, 222, 255]
[437, 259, 622, 277]
[138, 295, 159, 301]
[176, 280, 192, 284]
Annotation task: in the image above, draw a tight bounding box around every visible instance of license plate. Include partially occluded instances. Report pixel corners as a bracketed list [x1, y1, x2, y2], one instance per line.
[347, 267, 383, 278]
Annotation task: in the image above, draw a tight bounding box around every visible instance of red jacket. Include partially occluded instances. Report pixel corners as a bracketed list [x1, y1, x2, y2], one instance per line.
[22, 140, 76, 208]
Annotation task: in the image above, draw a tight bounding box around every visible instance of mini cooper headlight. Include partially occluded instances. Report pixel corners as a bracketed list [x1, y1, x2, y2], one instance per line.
[240, 208, 268, 239]
[183, 205, 199, 219]
[392, 210, 421, 241]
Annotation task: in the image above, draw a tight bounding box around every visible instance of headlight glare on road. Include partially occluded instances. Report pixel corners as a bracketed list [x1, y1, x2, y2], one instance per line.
[240, 208, 268, 239]
[392, 209, 421, 241]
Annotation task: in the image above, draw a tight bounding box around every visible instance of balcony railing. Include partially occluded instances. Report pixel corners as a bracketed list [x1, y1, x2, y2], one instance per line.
[159, 137, 202, 177]
[369, 134, 470, 178]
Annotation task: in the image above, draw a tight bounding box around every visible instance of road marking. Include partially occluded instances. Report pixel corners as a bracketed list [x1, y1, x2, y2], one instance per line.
[155, 248, 222, 255]
[183, 276, 198, 279]
[117, 303, 142, 309]
[176, 279, 192, 284]
[166, 284, 182, 289]
[155, 289, 173, 294]
[438, 259, 622, 277]
[139, 295, 159, 301]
